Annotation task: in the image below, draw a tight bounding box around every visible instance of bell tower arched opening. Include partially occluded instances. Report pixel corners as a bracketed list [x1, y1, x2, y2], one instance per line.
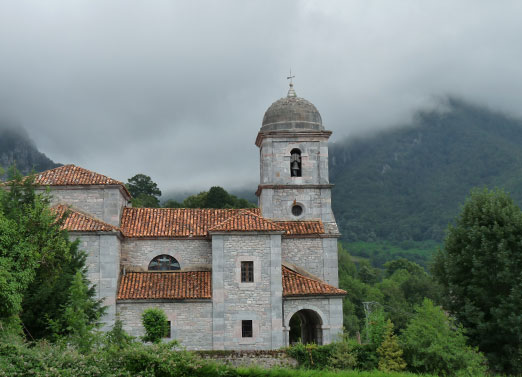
[290, 148, 302, 177]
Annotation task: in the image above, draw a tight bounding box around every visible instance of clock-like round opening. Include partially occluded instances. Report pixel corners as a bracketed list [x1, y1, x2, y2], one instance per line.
[292, 204, 303, 217]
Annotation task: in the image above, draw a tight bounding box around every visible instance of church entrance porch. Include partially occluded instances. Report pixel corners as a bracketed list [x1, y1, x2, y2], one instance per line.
[288, 309, 323, 345]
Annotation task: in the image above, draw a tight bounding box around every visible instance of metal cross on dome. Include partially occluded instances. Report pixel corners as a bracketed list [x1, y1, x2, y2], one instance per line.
[287, 69, 295, 85]
[287, 69, 297, 97]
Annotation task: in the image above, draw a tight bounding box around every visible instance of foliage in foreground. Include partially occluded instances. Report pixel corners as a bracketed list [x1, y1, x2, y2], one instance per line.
[0, 336, 437, 377]
[141, 307, 169, 344]
[0, 167, 104, 339]
[434, 188, 522, 374]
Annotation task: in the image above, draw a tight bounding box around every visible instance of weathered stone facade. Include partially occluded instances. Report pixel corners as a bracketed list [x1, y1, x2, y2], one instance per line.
[211, 233, 283, 350]
[121, 239, 211, 270]
[72, 232, 121, 330]
[117, 301, 213, 350]
[39, 84, 344, 350]
[43, 186, 128, 226]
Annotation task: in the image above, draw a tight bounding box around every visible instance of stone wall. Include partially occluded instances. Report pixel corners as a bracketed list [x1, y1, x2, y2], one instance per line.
[117, 301, 213, 350]
[73, 233, 121, 330]
[121, 239, 211, 270]
[45, 186, 128, 226]
[197, 350, 298, 368]
[212, 233, 283, 350]
[283, 297, 344, 345]
[259, 187, 335, 223]
[282, 238, 325, 280]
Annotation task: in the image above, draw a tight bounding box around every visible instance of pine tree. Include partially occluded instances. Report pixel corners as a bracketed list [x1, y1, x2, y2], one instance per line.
[377, 319, 406, 372]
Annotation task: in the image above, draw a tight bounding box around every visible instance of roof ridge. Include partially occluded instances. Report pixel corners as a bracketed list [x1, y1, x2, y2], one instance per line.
[52, 204, 120, 231]
[208, 209, 283, 232]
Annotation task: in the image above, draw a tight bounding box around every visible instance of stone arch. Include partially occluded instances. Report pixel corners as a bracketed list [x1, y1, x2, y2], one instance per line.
[288, 308, 324, 345]
[144, 250, 184, 271]
[285, 305, 327, 328]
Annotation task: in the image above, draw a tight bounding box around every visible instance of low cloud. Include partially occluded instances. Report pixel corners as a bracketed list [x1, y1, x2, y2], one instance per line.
[1, 1, 521, 192]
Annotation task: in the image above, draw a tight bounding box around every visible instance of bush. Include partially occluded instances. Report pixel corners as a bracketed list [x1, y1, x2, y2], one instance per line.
[141, 307, 169, 344]
[286, 343, 336, 369]
[400, 299, 487, 376]
[377, 320, 406, 372]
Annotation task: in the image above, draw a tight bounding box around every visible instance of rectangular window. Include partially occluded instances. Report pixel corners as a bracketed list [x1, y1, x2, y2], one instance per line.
[242, 320, 253, 338]
[164, 321, 171, 338]
[241, 261, 254, 282]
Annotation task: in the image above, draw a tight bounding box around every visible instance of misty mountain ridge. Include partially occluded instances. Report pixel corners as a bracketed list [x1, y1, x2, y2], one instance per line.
[4, 97, 522, 245]
[0, 123, 61, 179]
[330, 97, 522, 242]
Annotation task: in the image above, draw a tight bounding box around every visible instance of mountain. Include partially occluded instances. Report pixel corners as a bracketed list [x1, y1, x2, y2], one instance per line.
[0, 124, 60, 179]
[330, 98, 522, 243]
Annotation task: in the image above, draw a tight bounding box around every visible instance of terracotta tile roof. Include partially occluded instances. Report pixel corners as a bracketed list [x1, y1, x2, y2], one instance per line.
[117, 266, 344, 300]
[117, 271, 211, 300]
[120, 207, 325, 238]
[209, 210, 283, 232]
[276, 220, 324, 235]
[282, 266, 346, 297]
[33, 165, 130, 197]
[53, 205, 119, 233]
[120, 207, 261, 237]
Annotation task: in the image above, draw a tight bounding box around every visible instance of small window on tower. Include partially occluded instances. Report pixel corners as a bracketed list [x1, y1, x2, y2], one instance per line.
[242, 320, 253, 338]
[290, 149, 302, 177]
[241, 261, 254, 282]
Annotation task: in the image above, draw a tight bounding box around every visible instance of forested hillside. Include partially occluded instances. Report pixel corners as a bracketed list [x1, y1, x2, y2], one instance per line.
[0, 123, 60, 179]
[330, 98, 522, 243]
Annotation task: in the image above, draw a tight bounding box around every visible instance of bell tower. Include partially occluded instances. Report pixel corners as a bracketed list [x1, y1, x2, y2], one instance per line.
[255, 82, 337, 229]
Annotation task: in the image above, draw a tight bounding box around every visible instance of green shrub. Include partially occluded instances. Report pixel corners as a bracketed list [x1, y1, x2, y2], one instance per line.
[287, 343, 336, 369]
[327, 337, 358, 370]
[377, 320, 406, 372]
[141, 307, 169, 344]
[400, 299, 487, 376]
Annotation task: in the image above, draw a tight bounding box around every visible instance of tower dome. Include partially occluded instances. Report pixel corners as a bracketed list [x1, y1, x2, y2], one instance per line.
[261, 84, 323, 132]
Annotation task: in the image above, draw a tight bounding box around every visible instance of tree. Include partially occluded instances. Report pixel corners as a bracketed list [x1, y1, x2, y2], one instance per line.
[142, 308, 169, 344]
[400, 299, 486, 376]
[433, 188, 522, 374]
[56, 271, 101, 353]
[21, 239, 104, 339]
[377, 319, 406, 372]
[126, 174, 161, 208]
[0, 168, 68, 334]
[0, 167, 104, 340]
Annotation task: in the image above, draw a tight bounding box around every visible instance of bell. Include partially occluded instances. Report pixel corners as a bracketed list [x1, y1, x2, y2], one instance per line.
[292, 161, 299, 170]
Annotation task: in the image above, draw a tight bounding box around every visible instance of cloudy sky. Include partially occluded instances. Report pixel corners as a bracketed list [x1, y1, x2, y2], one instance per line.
[1, 1, 522, 194]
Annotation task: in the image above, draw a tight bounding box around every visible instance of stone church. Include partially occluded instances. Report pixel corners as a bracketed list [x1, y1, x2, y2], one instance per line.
[34, 83, 345, 350]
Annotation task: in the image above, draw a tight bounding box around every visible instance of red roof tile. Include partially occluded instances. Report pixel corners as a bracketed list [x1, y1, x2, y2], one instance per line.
[53, 205, 119, 233]
[276, 220, 324, 236]
[282, 266, 346, 297]
[209, 210, 283, 232]
[120, 207, 324, 238]
[117, 266, 345, 300]
[121, 207, 260, 237]
[33, 165, 130, 197]
[117, 271, 211, 300]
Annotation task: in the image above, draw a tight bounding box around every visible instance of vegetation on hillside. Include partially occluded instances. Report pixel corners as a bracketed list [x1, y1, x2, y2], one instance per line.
[0, 124, 60, 180]
[330, 99, 522, 243]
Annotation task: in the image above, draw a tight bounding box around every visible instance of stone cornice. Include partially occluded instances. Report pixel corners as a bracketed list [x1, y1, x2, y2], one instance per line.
[255, 130, 332, 147]
[256, 184, 334, 197]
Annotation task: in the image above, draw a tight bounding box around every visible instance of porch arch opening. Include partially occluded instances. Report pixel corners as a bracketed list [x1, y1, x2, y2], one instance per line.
[289, 309, 323, 345]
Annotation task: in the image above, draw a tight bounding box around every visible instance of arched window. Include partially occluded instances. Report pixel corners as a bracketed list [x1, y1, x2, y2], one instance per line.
[148, 255, 181, 271]
[290, 149, 302, 177]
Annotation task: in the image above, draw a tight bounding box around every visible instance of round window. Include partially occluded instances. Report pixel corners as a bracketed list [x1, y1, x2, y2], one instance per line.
[291, 205, 303, 217]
